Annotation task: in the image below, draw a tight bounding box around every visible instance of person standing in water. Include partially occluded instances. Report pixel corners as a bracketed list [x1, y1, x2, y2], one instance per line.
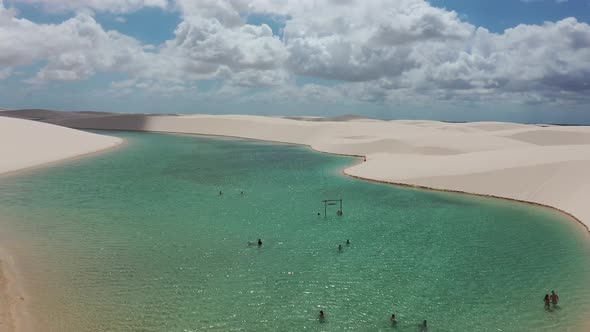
[338, 244, 343, 252]
[550, 290, 559, 306]
[258, 239, 263, 247]
[319, 310, 325, 321]
[544, 294, 551, 308]
[390, 314, 397, 325]
[219, 190, 223, 196]
[346, 239, 350, 246]
[421, 320, 428, 331]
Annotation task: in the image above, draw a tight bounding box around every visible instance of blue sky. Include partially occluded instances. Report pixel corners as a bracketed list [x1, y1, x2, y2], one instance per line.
[13, 0, 589, 42]
[434, 0, 590, 33]
[1, 0, 590, 123]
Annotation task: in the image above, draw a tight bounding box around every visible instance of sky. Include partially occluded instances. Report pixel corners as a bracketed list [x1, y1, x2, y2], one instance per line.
[1, 0, 590, 123]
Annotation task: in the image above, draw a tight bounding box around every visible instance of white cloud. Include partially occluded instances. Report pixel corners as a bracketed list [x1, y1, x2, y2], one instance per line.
[1, 0, 590, 106]
[0, 7, 152, 83]
[282, 0, 474, 82]
[146, 2, 289, 85]
[422, 18, 590, 95]
[110, 79, 136, 89]
[12, 0, 168, 14]
[0, 67, 11, 79]
[166, 17, 286, 72]
[228, 69, 291, 87]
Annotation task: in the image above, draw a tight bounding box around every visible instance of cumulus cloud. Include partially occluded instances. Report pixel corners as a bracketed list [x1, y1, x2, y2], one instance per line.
[1, 0, 590, 106]
[419, 18, 590, 96]
[165, 17, 287, 72]
[0, 67, 11, 79]
[282, 0, 473, 82]
[168, 0, 590, 101]
[12, 0, 168, 14]
[0, 6, 152, 83]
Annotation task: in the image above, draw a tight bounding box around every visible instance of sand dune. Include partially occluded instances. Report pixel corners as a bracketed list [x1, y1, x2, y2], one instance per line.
[507, 129, 590, 146]
[15, 110, 587, 232]
[407, 160, 590, 225]
[0, 117, 123, 175]
[464, 121, 534, 132]
[0, 109, 118, 121]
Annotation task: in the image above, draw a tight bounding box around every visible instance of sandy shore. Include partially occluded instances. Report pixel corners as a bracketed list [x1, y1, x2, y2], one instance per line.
[26, 111, 590, 231]
[0, 115, 124, 332]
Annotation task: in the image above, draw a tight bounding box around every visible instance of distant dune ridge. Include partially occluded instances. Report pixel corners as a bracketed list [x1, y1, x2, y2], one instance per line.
[2, 109, 589, 232]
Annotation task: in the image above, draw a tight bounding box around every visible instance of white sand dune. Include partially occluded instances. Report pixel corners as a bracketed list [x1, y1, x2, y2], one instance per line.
[507, 129, 590, 146]
[0, 116, 123, 332]
[463, 121, 534, 132]
[0, 117, 123, 175]
[30, 111, 590, 231]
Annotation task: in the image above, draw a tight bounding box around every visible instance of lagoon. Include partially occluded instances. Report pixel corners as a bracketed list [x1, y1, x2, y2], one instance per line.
[1, 131, 590, 331]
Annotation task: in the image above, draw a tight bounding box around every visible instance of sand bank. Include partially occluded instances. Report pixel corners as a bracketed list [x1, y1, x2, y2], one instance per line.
[0, 249, 29, 332]
[0, 116, 124, 332]
[16, 111, 587, 231]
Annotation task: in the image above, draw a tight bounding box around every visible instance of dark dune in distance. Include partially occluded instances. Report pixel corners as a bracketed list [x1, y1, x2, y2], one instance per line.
[1, 108, 589, 127]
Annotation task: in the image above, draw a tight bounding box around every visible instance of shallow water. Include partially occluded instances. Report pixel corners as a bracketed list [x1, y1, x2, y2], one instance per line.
[1, 131, 590, 332]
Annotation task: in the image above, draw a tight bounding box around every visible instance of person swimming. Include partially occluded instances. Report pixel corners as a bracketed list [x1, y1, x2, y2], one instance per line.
[338, 244, 343, 252]
[550, 290, 559, 306]
[544, 294, 551, 308]
[319, 310, 325, 321]
[346, 239, 350, 246]
[258, 239, 263, 247]
[390, 314, 397, 325]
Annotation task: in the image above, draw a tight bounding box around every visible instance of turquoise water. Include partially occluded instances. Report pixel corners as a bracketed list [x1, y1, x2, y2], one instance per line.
[1, 131, 590, 332]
